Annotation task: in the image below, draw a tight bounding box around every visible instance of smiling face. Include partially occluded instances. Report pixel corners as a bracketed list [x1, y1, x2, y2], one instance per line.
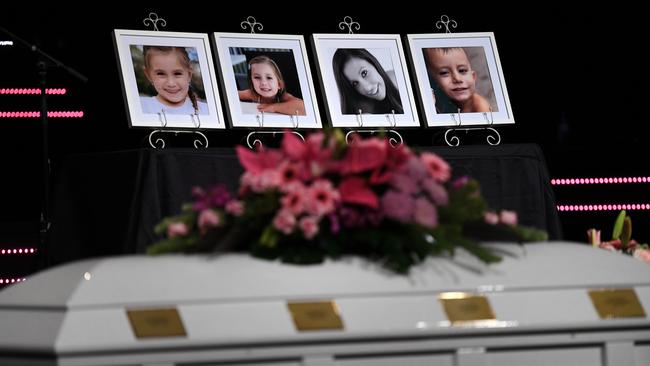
[426, 48, 476, 105]
[342, 56, 386, 101]
[250, 62, 283, 100]
[144, 48, 192, 107]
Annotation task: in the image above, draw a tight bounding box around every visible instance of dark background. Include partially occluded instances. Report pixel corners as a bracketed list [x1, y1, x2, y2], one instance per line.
[0, 6, 648, 263]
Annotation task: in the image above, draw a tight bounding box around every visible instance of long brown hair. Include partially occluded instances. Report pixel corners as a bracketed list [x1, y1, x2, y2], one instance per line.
[332, 48, 403, 115]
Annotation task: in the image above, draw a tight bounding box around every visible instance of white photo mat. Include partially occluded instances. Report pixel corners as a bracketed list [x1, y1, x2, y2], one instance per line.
[407, 32, 514, 127]
[113, 29, 225, 129]
[311, 34, 420, 128]
[212, 32, 322, 129]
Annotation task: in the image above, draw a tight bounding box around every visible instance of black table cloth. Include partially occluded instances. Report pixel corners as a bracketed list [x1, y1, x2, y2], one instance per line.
[49, 144, 560, 265]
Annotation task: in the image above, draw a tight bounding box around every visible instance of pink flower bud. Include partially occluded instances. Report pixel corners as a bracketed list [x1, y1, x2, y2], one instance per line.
[167, 222, 189, 238]
[198, 209, 220, 234]
[633, 248, 650, 263]
[499, 210, 518, 226]
[587, 228, 601, 246]
[484, 211, 499, 225]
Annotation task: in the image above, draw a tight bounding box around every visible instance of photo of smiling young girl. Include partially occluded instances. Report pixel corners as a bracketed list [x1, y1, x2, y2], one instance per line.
[231, 48, 305, 116]
[332, 48, 403, 115]
[131, 45, 209, 115]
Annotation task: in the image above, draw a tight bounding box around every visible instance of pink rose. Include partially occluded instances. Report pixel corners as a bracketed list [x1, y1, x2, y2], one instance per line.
[225, 200, 244, 216]
[484, 211, 499, 225]
[299, 216, 320, 240]
[198, 209, 220, 234]
[167, 222, 189, 238]
[633, 248, 650, 264]
[499, 210, 518, 226]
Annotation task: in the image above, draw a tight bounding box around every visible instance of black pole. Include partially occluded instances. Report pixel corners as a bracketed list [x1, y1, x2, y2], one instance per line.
[38, 60, 50, 266]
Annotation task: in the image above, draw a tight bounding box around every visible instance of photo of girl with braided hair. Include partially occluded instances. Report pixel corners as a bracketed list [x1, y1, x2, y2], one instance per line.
[138, 45, 208, 115]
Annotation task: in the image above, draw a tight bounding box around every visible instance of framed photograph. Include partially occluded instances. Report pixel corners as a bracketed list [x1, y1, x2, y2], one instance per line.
[406, 32, 514, 127]
[311, 34, 420, 128]
[212, 32, 321, 129]
[113, 29, 225, 129]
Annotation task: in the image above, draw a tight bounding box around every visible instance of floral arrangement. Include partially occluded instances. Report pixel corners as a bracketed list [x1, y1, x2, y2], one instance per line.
[588, 210, 650, 264]
[149, 130, 547, 273]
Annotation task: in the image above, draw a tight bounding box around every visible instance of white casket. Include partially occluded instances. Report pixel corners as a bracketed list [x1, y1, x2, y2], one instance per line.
[1, 241, 649, 366]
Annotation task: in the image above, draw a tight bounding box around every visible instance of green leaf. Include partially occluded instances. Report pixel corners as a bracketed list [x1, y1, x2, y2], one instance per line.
[612, 210, 626, 240]
[259, 225, 279, 248]
[621, 216, 632, 249]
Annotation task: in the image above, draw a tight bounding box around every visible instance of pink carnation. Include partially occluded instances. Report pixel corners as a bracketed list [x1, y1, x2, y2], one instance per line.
[225, 200, 244, 216]
[273, 209, 296, 235]
[305, 179, 340, 217]
[167, 222, 188, 238]
[281, 182, 308, 215]
[299, 216, 320, 240]
[499, 210, 518, 226]
[420, 152, 451, 182]
[484, 211, 499, 225]
[198, 209, 220, 234]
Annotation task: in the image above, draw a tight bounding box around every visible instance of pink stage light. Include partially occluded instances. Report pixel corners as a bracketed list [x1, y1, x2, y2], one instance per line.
[0, 111, 84, 118]
[0, 88, 67, 95]
[0, 278, 26, 284]
[551, 176, 650, 185]
[0, 248, 37, 255]
[557, 203, 650, 212]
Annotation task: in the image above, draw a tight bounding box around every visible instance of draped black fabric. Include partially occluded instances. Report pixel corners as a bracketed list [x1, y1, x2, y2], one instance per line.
[49, 144, 560, 265]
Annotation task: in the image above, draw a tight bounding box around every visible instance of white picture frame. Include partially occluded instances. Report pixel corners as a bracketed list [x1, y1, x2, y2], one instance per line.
[212, 32, 322, 129]
[406, 32, 514, 127]
[113, 29, 225, 129]
[311, 33, 420, 128]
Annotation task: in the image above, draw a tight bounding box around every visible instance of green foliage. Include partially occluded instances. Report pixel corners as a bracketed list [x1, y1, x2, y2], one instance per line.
[612, 209, 626, 240]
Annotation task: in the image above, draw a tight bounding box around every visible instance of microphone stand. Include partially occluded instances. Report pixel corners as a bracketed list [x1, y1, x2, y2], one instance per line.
[0, 26, 87, 268]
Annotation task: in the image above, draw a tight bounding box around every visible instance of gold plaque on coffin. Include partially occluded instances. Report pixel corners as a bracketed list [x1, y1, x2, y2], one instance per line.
[439, 292, 496, 324]
[127, 308, 187, 338]
[287, 301, 344, 331]
[588, 288, 647, 319]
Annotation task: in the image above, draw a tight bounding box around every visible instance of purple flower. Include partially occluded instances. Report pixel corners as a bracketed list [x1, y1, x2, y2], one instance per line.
[329, 213, 341, 234]
[380, 190, 414, 223]
[413, 197, 438, 228]
[390, 172, 419, 195]
[422, 178, 449, 206]
[338, 206, 382, 228]
[452, 176, 470, 189]
[192, 184, 232, 211]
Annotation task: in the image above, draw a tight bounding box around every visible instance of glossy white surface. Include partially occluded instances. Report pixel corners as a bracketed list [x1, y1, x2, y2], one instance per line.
[0, 241, 649, 365]
[1, 241, 649, 308]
